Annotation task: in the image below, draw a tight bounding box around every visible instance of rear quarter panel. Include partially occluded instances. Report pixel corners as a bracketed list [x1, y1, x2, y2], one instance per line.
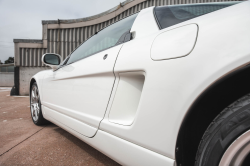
[100, 1, 250, 159]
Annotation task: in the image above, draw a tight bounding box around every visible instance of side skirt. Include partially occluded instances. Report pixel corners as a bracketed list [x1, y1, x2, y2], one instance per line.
[43, 106, 175, 166]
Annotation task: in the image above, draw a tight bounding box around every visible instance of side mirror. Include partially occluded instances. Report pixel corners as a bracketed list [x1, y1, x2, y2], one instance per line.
[42, 53, 62, 71]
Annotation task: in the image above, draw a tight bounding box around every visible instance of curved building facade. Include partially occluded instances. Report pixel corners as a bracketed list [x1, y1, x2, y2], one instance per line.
[13, 0, 241, 95]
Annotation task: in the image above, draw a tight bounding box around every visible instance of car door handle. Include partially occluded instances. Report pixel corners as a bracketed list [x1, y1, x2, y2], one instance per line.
[103, 54, 108, 60]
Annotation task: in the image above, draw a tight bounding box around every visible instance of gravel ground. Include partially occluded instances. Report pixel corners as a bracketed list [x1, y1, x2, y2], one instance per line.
[0, 89, 120, 166]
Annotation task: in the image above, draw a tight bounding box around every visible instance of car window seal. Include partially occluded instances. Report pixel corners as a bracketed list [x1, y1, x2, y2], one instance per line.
[153, 7, 162, 30]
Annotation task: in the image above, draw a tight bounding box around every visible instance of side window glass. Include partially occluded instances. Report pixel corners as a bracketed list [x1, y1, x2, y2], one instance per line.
[66, 13, 138, 65]
[154, 2, 240, 29]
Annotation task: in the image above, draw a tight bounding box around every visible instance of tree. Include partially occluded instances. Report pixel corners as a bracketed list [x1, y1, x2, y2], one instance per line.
[0, 60, 3, 64]
[4, 57, 14, 64]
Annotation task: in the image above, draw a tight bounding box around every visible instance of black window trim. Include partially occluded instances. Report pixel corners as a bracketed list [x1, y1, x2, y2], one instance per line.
[153, 7, 162, 30]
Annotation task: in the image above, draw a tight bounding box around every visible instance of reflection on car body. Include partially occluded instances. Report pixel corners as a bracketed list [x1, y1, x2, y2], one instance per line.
[30, 1, 250, 165]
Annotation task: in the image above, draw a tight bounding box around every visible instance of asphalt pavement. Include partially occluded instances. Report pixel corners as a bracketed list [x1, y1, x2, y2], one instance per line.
[0, 89, 120, 166]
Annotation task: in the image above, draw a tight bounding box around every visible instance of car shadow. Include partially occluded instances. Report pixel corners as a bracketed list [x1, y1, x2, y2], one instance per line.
[51, 124, 120, 166]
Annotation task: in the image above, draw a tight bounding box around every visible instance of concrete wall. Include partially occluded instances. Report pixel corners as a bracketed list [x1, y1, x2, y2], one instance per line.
[0, 73, 14, 87]
[19, 67, 49, 96]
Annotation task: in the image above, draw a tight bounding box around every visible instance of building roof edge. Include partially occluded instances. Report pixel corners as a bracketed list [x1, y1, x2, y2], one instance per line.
[42, 0, 134, 24]
[13, 39, 43, 43]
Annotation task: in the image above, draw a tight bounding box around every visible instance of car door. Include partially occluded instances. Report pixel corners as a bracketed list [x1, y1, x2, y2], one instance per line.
[42, 13, 138, 137]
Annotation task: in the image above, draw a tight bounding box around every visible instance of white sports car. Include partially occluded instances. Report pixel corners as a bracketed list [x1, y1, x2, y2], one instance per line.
[30, 1, 250, 165]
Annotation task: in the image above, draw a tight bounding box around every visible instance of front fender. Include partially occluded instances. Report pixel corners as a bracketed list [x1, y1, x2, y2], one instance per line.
[30, 70, 52, 102]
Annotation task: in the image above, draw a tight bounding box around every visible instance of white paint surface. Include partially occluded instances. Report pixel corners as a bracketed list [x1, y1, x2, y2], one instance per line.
[151, 24, 198, 60]
[31, 1, 250, 164]
[109, 72, 145, 125]
[42, 44, 123, 137]
[130, 6, 159, 39]
[101, 1, 250, 158]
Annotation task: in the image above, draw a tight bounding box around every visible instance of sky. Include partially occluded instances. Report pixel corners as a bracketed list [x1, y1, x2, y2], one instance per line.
[0, 0, 123, 63]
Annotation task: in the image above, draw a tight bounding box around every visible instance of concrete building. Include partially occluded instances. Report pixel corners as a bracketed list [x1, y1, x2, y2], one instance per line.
[0, 63, 14, 87]
[13, 0, 241, 95]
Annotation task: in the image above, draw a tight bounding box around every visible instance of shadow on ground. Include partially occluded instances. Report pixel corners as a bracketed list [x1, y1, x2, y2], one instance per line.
[0, 90, 120, 166]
